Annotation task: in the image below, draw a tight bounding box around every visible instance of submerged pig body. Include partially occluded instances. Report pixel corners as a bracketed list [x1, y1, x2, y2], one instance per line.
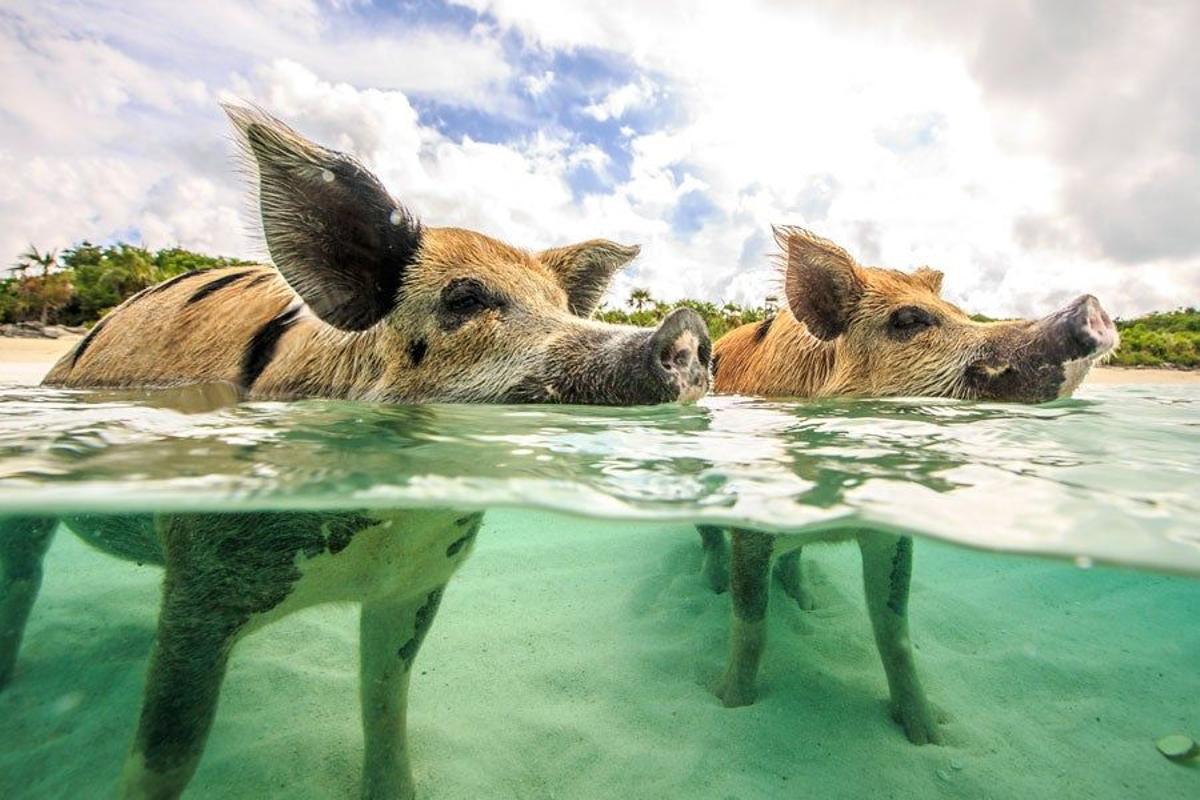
[5, 105, 711, 800]
[700, 227, 1118, 747]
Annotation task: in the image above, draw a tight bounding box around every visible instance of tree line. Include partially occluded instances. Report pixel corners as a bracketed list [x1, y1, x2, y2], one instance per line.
[1, 243, 251, 328]
[3, 242, 1196, 368]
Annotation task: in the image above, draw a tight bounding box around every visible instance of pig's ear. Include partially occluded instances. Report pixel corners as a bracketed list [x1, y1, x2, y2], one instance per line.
[223, 103, 421, 331]
[777, 226, 864, 341]
[537, 240, 640, 317]
[912, 266, 944, 295]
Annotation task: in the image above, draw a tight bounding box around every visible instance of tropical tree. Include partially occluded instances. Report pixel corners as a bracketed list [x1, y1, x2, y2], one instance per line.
[16, 246, 59, 277]
[629, 288, 653, 312]
[10, 246, 71, 324]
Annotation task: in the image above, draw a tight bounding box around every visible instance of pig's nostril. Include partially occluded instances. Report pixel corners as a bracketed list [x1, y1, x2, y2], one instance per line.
[658, 339, 696, 372]
[649, 309, 708, 366]
[664, 346, 691, 370]
[645, 307, 710, 402]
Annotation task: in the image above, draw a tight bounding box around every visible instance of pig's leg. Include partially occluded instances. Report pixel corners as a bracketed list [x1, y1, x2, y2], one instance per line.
[119, 569, 243, 798]
[696, 525, 730, 593]
[714, 528, 774, 707]
[360, 585, 446, 800]
[858, 533, 940, 745]
[773, 547, 814, 610]
[0, 516, 56, 689]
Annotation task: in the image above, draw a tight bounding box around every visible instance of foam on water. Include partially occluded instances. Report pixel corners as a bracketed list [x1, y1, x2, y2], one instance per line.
[0, 383, 1197, 575]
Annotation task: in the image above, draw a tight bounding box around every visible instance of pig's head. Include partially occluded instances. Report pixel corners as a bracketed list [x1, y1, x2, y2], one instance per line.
[778, 227, 1118, 402]
[225, 105, 709, 405]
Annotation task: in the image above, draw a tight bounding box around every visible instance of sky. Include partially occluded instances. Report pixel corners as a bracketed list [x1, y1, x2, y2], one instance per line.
[1, 0, 1197, 318]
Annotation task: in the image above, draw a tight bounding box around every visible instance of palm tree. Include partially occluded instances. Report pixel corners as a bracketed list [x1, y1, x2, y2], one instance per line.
[15, 245, 58, 277]
[629, 288, 653, 312]
[12, 245, 67, 325]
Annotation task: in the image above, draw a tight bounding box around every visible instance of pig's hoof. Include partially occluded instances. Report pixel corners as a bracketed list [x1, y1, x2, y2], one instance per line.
[892, 700, 942, 745]
[713, 672, 757, 708]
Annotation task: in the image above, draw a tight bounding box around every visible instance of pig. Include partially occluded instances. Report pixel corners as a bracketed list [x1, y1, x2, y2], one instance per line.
[0, 105, 710, 800]
[712, 226, 1117, 402]
[700, 227, 1117, 744]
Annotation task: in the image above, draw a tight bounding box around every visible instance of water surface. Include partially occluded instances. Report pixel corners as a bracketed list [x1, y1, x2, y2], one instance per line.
[1, 382, 1198, 800]
[0, 383, 1196, 574]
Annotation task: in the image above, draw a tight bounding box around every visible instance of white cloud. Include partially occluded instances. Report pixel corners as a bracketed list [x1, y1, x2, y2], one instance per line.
[582, 77, 656, 121]
[8, 0, 513, 109]
[0, 1, 514, 263]
[522, 70, 555, 97]
[457, 0, 1200, 316]
[1, 0, 1195, 321]
[220, 61, 660, 259]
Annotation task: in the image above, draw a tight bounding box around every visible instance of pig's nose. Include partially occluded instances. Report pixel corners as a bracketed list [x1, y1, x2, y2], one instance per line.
[648, 308, 711, 402]
[1054, 294, 1118, 357]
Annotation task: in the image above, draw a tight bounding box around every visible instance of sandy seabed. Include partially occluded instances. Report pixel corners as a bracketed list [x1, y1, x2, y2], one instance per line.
[0, 512, 1197, 799]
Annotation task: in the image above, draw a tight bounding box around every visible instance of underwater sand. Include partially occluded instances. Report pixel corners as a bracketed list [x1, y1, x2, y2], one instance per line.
[0, 510, 1196, 799]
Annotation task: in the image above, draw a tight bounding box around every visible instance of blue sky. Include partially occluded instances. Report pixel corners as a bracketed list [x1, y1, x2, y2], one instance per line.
[1, 1, 1197, 317]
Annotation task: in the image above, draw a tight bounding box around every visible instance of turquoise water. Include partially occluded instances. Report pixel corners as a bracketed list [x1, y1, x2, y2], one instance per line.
[1, 384, 1197, 572]
[0, 382, 1198, 798]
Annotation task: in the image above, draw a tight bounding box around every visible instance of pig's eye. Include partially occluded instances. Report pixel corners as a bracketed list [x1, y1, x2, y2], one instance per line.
[439, 278, 504, 329]
[887, 306, 936, 339]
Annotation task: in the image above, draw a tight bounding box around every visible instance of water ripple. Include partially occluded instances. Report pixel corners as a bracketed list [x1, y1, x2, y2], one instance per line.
[0, 383, 1196, 575]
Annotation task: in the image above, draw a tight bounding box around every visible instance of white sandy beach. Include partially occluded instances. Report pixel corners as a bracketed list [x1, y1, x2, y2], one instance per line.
[0, 512, 1196, 799]
[0, 336, 82, 386]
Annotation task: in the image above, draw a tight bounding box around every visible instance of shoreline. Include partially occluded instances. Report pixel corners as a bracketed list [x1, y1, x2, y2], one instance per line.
[1, 334, 1197, 386]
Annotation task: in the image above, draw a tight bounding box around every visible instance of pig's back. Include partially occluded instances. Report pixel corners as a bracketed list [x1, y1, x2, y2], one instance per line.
[712, 311, 834, 397]
[43, 266, 301, 389]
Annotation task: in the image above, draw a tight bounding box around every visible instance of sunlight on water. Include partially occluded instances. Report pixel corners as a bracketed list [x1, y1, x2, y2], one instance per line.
[0, 383, 1197, 574]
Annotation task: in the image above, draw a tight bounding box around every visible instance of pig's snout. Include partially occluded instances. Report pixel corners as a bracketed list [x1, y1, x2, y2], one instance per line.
[647, 308, 711, 403]
[1040, 294, 1118, 360]
[504, 308, 711, 405]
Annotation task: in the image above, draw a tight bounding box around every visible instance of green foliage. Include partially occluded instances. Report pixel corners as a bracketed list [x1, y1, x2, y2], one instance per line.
[1, 241, 253, 326]
[598, 294, 769, 343]
[1109, 308, 1200, 368]
[5, 246, 72, 324]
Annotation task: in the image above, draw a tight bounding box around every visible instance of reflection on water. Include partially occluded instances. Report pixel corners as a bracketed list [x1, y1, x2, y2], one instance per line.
[0, 384, 1197, 798]
[0, 384, 1197, 572]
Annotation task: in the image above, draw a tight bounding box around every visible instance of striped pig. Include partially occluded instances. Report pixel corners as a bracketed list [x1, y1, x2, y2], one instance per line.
[700, 227, 1116, 745]
[0, 105, 710, 799]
